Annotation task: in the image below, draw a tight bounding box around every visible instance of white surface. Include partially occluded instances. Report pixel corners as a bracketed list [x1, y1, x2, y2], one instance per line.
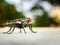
[0, 27, 60, 45]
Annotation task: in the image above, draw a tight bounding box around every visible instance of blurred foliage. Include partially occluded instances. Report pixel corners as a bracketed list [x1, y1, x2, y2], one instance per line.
[47, 0, 60, 5]
[39, 0, 60, 5]
[0, 0, 25, 27]
[31, 1, 58, 27]
[33, 15, 58, 27]
[33, 7, 49, 27]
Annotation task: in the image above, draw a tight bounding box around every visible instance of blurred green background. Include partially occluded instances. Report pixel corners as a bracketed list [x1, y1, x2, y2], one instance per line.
[0, 0, 25, 27]
[0, 0, 60, 27]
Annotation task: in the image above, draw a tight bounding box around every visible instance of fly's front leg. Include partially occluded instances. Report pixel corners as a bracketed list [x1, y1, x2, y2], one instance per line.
[29, 24, 36, 33]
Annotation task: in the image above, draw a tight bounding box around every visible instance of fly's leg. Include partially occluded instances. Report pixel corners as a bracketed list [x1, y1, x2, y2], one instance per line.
[29, 24, 36, 33]
[23, 28, 26, 34]
[3, 26, 12, 34]
[8, 26, 15, 34]
[19, 28, 22, 33]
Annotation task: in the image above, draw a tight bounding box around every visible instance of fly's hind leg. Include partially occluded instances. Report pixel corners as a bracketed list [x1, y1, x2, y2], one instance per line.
[3, 26, 12, 34]
[7, 26, 12, 33]
[8, 26, 15, 34]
